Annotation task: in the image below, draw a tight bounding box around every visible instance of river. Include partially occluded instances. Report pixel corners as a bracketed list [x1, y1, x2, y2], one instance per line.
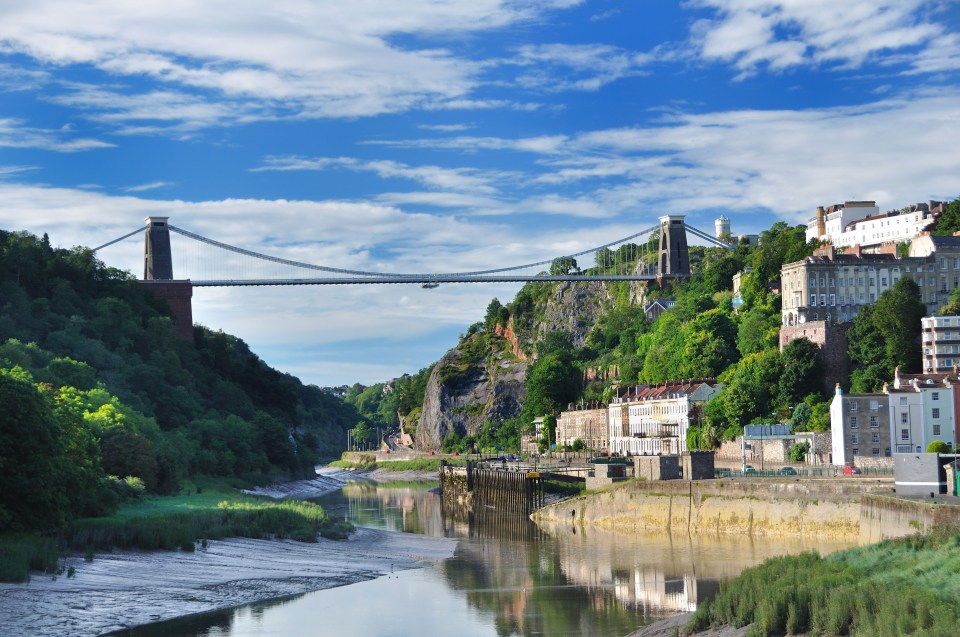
[112, 478, 858, 637]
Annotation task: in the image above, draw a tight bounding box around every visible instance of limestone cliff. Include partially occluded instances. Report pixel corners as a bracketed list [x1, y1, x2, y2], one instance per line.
[414, 342, 527, 450]
[414, 280, 650, 450]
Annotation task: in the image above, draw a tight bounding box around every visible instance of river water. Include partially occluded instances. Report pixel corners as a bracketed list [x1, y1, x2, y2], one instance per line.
[118, 479, 858, 637]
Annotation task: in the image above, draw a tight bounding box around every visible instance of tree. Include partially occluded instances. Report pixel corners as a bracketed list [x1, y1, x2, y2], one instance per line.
[932, 198, 960, 236]
[778, 338, 823, 407]
[788, 442, 810, 462]
[721, 349, 782, 428]
[484, 298, 509, 331]
[351, 421, 373, 450]
[523, 353, 579, 421]
[870, 277, 925, 373]
[927, 440, 951, 453]
[550, 257, 578, 275]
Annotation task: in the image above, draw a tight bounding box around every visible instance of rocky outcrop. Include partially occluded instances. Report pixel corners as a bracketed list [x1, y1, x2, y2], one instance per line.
[414, 344, 527, 450]
[532, 281, 613, 347]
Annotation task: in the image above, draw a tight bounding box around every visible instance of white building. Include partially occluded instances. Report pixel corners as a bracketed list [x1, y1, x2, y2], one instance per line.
[831, 370, 958, 465]
[806, 200, 942, 251]
[921, 316, 960, 372]
[608, 381, 721, 457]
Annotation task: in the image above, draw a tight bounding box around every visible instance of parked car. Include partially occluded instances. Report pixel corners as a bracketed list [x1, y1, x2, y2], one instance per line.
[743, 465, 757, 475]
[842, 465, 861, 475]
[779, 466, 798, 476]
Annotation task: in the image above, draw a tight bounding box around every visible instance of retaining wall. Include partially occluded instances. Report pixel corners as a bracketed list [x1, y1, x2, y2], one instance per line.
[534, 479, 887, 540]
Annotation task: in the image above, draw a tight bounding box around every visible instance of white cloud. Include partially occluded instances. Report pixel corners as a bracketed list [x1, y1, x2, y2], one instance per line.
[688, 0, 947, 75]
[0, 0, 586, 131]
[0, 117, 114, 151]
[508, 43, 652, 91]
[124, 181, 172, 192]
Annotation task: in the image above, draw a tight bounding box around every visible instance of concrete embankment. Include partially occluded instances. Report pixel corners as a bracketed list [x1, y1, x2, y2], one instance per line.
[534, 478, 887, 540]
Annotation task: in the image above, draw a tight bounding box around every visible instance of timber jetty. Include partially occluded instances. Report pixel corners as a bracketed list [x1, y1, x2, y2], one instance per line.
[439, 460, 583, 536]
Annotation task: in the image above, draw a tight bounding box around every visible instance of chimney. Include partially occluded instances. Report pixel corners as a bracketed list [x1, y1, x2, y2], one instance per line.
[816, 206, 825, 238]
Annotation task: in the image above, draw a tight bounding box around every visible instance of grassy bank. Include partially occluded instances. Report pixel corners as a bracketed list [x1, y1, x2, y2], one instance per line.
[331, 455, 466, 471]
[686, 527, 960, 636]
[0, 488, 352, 583]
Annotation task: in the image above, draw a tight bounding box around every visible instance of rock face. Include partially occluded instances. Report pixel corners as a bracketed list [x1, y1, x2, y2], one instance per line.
[414, 280, 651, 450]
[415, 345, 527, 450]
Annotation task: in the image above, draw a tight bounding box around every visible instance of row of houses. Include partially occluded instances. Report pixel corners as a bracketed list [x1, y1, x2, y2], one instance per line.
[831, 368, 959, 465]
[554, 380, 723, 456]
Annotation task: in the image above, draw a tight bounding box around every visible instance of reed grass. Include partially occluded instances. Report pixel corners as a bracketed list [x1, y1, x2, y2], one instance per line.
[686, 527, 960, 637]
[66, 496, 353, 553]
[0, 533, 60, 582]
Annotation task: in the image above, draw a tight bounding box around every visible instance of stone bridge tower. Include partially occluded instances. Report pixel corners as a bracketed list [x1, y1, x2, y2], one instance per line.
[141, 217, 194, 341]
[657, 215, 690, 276]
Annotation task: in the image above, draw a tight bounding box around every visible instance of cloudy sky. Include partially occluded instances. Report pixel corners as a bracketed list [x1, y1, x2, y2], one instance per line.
[1, 1, 959, 388]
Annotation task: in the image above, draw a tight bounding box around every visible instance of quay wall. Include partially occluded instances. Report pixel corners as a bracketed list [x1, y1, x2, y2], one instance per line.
[533, 479, 888, 540]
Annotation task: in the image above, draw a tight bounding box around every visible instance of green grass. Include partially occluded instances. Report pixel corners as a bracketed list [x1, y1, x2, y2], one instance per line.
[331, 457, 466, 471]
[1, 489, 354, 582]
[0, 533, 61, 582]
[66, 491, 353, 554]
[685, 527, 960, 637]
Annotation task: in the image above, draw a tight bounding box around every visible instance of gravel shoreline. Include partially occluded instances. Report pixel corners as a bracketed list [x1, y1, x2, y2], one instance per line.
[0, 527, 455, 637]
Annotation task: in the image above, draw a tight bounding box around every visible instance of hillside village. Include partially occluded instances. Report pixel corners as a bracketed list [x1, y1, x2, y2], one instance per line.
[546, 198, 960, 475]
[352, 196, 960, 486]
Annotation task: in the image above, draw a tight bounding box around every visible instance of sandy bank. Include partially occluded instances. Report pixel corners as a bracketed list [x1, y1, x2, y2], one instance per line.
[625, 613, 750, 637]
[0, 527, 455, 637]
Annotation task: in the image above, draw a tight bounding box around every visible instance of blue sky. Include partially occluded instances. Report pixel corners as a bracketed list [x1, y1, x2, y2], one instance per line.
[1, 0, 959, 388]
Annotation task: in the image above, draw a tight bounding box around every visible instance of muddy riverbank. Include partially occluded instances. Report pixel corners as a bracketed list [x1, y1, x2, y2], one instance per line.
[0, 527, 455, 637]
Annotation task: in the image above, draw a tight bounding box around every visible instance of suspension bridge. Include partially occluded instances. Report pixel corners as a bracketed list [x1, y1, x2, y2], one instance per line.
[94, 215, 733, 287]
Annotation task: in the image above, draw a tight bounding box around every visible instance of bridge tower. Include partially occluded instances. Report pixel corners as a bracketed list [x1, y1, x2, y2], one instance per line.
[657, 215, 690, 276]
[144, 216, 173, 280]
[141, 217, 194, 341]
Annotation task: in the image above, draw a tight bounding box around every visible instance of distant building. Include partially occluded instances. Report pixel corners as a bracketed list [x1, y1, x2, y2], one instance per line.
[780, 239, 960, 328]
[608, 380, 721, 457]
[830, 368, 959, 466]
[921, 316, 960, 372]
[556, 402, 608, 450]
[805, 200, 943, 250]
[830, 386, 892, 466]
[715, 215, 731, 239]
[643, 298, 675, 322]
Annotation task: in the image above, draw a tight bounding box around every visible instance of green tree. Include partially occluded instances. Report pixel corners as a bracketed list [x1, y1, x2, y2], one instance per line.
[350, 421, 373, 450]
[550, 257, 578, 275]
[778, 338, 823, 407]
[927, 440, 951, 453]
[523, 353, 579, 421]
[932, 198, 960, 236]
[721, 349, 782, 428]
[484, 298, 510, 331]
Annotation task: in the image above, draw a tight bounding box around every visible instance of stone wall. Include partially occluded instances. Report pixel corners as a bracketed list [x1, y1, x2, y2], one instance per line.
[779, 321, 850, 393]
[535, 478, 882, 539]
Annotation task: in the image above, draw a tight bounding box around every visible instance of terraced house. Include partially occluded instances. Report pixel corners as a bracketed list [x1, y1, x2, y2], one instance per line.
[607, 380, 721, 457]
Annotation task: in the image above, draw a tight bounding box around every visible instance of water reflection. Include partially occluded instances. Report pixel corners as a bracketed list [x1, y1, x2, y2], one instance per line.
[113, 481, 859, 637]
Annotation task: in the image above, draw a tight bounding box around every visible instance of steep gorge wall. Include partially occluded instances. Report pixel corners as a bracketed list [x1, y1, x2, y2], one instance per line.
[414, 347, 527, 450]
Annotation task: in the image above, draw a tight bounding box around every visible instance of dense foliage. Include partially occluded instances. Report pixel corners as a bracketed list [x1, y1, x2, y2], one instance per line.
[0, 229, 360, 534]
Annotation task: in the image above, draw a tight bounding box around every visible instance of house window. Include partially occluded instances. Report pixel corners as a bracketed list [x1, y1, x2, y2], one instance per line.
[852, 448, 859, 456]
[901, 412, 908, 424]
[820, 294, 826, 306]
[810, 295, 817, 306]
[872, 448, 881, 456]
[871, 432, 880, 443]
[830, 294, 836, 306]
[850, 416, 858, 428]
[851, 433, 859, 444]
[839, 295, 845, 305]
[885, 448, 892, 457]
[900, 397, 907, 405]
[870, 415, 879, 428]
[933, 392, 939, 401]
[850, 402, 859, 411]
[881, 277, 888, 286]
[933, 408, 940, 419]
[809, 278, 816, 288]
[902, 429, 910, 440]
[934, 424, 942, 436]
[869, 400, 878, 411]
